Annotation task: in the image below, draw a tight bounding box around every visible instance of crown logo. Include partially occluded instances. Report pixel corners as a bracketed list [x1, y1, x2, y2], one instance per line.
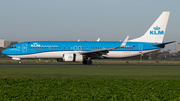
[153, 26, 160, 30]
[68, 55, 73, 58]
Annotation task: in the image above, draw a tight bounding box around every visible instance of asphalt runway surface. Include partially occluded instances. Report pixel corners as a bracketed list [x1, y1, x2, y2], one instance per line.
[1, 64, 180, 67]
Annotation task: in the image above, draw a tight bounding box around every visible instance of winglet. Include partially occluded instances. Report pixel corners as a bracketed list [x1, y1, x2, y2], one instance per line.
[114, 36, 129, 49]
[119, 36, 129, 48]
[97, 38, 100, 42]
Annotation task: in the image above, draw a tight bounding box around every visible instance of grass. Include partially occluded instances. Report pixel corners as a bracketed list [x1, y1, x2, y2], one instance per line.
[1, 66, 180, 79]
[1, 60, 180, 100]
[1, 79, 180, 100]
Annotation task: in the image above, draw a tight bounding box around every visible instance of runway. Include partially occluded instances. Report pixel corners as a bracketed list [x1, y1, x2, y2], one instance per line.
[1, 64, 180, 67]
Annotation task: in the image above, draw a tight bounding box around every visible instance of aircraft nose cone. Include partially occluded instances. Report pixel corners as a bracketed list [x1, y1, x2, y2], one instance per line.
[2, 49, 8, 55]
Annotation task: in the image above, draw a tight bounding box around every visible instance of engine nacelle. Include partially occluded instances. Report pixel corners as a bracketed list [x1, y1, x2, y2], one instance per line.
[75, 54, 83, 62]
[63, 53, 83, 62]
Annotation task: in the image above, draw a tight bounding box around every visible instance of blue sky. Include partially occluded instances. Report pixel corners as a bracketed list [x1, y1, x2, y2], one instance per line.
[0, 0, 180, 50]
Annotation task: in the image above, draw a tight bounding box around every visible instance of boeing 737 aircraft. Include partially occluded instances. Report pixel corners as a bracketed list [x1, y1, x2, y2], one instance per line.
[2, 11, 175, 65]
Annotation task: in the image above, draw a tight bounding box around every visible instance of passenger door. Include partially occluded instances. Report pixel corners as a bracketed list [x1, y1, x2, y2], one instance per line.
[139, 44, 143, 53]
[22, 44, 27, 52]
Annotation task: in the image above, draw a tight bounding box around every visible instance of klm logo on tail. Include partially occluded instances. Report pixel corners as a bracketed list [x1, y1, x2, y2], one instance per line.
[150, 26, 164, 35]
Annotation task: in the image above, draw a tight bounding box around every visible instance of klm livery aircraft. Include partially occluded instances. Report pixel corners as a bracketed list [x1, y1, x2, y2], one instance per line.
[2, 11, 175, 65]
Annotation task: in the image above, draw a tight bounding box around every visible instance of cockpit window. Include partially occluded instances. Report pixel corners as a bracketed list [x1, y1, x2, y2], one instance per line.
[10, 46, 16, 48]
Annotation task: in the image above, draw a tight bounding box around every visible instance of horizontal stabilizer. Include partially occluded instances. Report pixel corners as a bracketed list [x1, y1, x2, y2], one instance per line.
[152, 41, 176, 46]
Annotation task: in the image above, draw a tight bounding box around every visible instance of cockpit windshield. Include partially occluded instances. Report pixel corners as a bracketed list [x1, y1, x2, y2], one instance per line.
[10, 46, 16, 48]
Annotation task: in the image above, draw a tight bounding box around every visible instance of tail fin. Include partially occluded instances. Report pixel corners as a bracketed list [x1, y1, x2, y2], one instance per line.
[130, 11, 170, 43]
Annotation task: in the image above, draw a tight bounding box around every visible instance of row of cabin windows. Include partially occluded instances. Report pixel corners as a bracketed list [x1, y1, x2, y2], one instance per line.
[29, 47, 133, 49]
[68, 47, 133, 49]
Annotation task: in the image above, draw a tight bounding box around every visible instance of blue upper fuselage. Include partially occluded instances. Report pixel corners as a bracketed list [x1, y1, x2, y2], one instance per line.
[2, 41, 164, 55]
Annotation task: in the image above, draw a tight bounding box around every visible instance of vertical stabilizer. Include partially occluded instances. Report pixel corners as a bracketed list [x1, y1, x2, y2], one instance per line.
[130, 11, 170, 43]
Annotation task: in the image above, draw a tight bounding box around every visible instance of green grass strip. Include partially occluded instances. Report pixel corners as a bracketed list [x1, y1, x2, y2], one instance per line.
[1, 78, 180, 100]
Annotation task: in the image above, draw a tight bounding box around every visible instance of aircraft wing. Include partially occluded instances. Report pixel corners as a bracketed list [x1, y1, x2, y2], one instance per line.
[79, 36, 129, 58]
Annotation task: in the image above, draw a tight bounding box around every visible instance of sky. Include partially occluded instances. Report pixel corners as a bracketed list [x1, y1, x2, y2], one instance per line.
[0, 0, 180, 50]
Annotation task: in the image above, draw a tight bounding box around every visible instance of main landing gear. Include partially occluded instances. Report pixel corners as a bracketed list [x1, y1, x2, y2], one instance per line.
[83, 57, 92, 65]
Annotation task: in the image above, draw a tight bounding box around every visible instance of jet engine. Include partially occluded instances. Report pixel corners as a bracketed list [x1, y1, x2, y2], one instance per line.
[63, 53, 83, 62]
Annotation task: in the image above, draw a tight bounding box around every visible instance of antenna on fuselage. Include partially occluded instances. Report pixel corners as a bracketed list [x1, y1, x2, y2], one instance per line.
[78, 39, 80, 42]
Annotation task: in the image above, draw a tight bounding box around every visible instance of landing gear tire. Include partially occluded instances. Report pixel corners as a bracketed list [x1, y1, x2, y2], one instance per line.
[87, 60, 92, 65]
[18, 61, 22, 64]
[83, 59, 87, 65]
[83, 59, 92, 65]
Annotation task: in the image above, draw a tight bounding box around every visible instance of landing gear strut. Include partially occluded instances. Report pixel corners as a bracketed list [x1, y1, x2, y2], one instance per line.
[83, 57, 92, 65]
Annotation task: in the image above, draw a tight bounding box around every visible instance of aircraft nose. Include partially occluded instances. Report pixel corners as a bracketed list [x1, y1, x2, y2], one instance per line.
[2, 49, 8, 55]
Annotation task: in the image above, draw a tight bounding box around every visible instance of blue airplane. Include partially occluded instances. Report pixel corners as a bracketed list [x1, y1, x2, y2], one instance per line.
[2, 11, 175, 65]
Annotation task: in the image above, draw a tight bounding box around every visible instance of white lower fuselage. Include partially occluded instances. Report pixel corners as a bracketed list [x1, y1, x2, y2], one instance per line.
[8, 49, 159, 59]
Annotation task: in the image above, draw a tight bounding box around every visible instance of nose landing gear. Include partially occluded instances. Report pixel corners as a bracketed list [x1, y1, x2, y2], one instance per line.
[18, 61, 22, 64]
